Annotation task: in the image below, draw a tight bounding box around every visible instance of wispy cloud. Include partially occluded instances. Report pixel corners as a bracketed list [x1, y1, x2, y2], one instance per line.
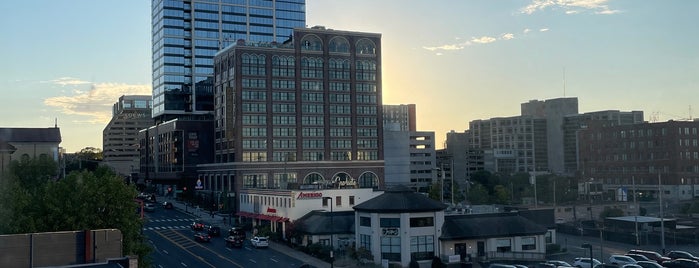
[45, 77, 92, 86]
[540, 28, 550, 32]
[521, 0, 621, 15]
[472, 36, 497, 44]
[523, 28, 532, 34]
[423, 33, 516, 53]
[43, 81, 151, 124]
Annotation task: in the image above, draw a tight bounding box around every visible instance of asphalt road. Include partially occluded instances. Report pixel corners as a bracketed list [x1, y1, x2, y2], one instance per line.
[143, 206, 307, 268]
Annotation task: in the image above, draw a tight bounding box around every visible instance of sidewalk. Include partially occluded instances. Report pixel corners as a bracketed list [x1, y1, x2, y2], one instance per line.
[165, 197, 331, 268]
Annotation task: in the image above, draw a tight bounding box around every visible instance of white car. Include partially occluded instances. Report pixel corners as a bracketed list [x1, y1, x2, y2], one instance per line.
[574, 258, 602, 268]
[250, 236, 269, 248]
[609, 255, 637, 266]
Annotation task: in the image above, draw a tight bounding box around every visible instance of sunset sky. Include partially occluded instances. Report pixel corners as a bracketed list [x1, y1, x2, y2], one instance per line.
[1, 0, 697, 152]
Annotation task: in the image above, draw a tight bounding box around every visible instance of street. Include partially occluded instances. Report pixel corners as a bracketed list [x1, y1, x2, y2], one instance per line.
[142, 205, 307, 268]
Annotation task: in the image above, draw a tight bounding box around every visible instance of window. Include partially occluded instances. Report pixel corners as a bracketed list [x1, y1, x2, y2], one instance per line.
[349, 196, 355, 206]
[360, 216, 371, 227]
[381, 236, 401, 261]
[521, 237, 536, 250]
[380, 218, 400, 228]
[359, 234, 371, 250]
[496, 239, 511, 252]
[409, 217, 434, 227]
[410, 235, 434, 261]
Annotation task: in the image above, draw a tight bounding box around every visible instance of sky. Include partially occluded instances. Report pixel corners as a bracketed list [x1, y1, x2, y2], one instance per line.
[1, 0, 698, 153]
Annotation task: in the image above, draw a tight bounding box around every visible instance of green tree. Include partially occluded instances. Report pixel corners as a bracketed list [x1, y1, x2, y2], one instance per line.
[492, 185, 510, 204]
[0, 160, 151, 266]
[428, 181, 444, 202]
[467, 183, 490, 205]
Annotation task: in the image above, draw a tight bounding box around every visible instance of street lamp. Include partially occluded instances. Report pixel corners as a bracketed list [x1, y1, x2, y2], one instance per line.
[323, 197, 334, 268]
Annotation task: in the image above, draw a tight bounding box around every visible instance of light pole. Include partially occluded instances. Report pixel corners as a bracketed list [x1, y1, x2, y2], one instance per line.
[323, 197, 334, 268]
[658, 172, 665, 254]
[582, 243, 593, 263]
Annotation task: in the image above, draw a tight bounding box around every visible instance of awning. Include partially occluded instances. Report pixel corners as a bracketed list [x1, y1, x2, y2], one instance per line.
[236, 211, 288, 222]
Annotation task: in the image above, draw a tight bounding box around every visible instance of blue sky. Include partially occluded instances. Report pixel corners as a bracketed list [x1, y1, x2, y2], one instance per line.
[1, 0, 697, 152]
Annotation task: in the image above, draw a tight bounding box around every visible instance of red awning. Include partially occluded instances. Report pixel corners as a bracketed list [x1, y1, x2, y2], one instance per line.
[237, 211, 288, 222]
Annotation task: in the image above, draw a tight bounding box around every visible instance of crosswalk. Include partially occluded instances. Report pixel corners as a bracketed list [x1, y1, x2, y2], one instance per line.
[142, 225, 191, 231]
[143, 218, 199, 231]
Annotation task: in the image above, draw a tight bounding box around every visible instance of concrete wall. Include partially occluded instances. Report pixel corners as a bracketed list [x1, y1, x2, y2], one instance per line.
[0, 229, 123, 267]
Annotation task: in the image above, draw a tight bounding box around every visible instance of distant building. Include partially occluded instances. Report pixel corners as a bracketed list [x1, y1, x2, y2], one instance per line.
[383, 104, 416, 131]
[578, 120, 699, 201]
[562, 110, 644, 175]
[384, 131, 436, 191]
[521, 97, 579, 174]
[102, 95, 152, 176]
[0, 127, 62, 179]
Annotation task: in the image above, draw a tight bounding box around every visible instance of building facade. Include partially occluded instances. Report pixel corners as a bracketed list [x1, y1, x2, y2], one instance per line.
[0, 127, 62, 180]
[383, 104, 416, 132]
[521, 97, 579, 174]
[198, 27, 385, 213]
[562, 110, 644, 175]
[384, 131, 436, 191]
[151, 0, 306, 121]
[102, 95, 153, 176]
[578, 120, 699, 201]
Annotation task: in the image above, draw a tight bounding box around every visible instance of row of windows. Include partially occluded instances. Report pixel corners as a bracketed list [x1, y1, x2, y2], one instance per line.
[300, 35, 377, 55]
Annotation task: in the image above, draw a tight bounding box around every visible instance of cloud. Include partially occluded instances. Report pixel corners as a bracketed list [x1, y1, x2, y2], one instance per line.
[423, 33, 517, 53]
[471, 36, 497, 44]
[521, 0, 621, 15]
[43, 81, 151, 124]
[523, 28, 532, 34]
[540, 28, 550, 32]
[45, 77, 92, 86]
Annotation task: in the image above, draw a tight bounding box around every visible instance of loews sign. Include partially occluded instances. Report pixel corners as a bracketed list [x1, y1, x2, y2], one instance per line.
[296, 192, 323, 200]
[381, 227, 400, 237]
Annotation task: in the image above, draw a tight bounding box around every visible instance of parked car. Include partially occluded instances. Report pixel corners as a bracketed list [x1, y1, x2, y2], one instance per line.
[536, 263, 557, 268]
[621, 264, 643, 268]
[206, 226, 221, 237]
[663, 259, 699, 268]
[191, 221, 205, 231]
[547, 260, 573, 267]
[667, 251, 699, 262]
[144, 203, 156, 212]
[636, 261, 664, 268]
[593, 264, 619, 268]
[225, 235, 244, 248]
[574, 258, 602, 268]
[626, 254, 652, 262]
[193, 232, 211, 243]
[609, 255, 638, 266]
[162, 201, 173, 209]
[628, 250, 671, 264]
[250, 236, 269, 248]
[489, 264, 517, 268]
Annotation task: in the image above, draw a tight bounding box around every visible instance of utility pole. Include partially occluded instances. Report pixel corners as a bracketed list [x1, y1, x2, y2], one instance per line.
[632, 176, 639, 245]
[659, 172, 665, 254]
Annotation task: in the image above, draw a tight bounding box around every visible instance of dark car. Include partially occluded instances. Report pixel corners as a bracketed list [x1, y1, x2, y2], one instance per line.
[628, 249, 671, 264]
[225, 235, 244, 247]
[625, 254, 652, 262]
[207, 226, 221, 237]
[663, 259, 699, 268]
[194, 232, 211, 243]
[162, 201, 173, 209]
[667, 251, 699, 262]
[191, 221, 205, 231]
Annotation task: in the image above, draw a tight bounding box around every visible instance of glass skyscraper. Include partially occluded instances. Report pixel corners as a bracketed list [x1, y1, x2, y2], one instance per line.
[151, 0, 306, 121]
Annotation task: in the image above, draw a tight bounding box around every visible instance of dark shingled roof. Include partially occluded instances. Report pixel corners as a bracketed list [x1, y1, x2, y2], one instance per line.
[0, 128, 62, 143]
[294, 210, 355, 235]
[441, 212, 548, 240]
[352, 185, 448, 213]
[518, 209, 555, 229]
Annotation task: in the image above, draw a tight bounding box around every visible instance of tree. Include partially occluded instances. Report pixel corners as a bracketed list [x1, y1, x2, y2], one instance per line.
[428, 181, 444, 202]
[467, 183, 490, 205]
[492, 185, 510, 204]
[0, 159, 151, 266]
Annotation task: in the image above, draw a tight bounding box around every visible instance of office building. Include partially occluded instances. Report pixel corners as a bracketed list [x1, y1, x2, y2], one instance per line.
[578, 120, 699, 201]
[102, 95, 152, 176]
[198, 27, 385, 212]
[521, 97, 579, 174]
[562, 110, 644, 175]
[384, 131, 436, 191]
[151, 0, 306, 122]
[383, 104, 416, 131]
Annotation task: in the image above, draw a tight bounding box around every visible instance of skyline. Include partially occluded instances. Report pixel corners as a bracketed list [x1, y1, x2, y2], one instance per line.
[1, 0, 697, 153]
